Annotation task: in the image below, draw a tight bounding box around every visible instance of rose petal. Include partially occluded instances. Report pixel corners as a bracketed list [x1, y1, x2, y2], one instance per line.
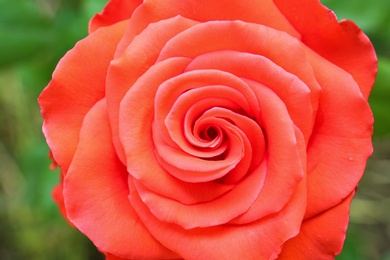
[106, 16, 198, 164]
[154, 117, 245, 183]
[144, 0, 299, 35]
[38, 21, 127, 173]
[198, 107, 265, 183]
[156, 101, 258, 183]
[154, 69, 259, 148]
[158, 20, 300, 65]
[278, 191, 355, 259]
[231, 80, 305, 224]
[88, 0, 142, 33]
[163, 98, 232, 158]
[63, 99, 177, 259]
[52, 182, 74, 227]
[129, 174, 306, 260]
[104, 252, 127, 260]
[186, 50, 320, 144]
[119, 58, 234, 204]
[159, 21, 322, 143]
[133, 161, 266, 229]
[274, 0, 377, 99]
[114, 0, 300, 55]
[304, 48, 373, 218]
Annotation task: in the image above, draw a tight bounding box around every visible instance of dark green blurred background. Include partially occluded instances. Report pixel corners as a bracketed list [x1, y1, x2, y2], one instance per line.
[0, 0, 389, 259]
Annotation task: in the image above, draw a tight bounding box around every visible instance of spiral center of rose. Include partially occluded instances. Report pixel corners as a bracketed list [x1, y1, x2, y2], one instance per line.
[151, 69, 266, 184]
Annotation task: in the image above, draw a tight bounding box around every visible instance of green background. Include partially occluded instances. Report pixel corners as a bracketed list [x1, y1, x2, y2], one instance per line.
[0, 0, 389, 259]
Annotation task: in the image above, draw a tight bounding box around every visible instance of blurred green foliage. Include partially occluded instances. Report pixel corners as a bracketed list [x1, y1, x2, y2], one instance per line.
[0, 0, 389, 259]
[0, 0, 106, 259]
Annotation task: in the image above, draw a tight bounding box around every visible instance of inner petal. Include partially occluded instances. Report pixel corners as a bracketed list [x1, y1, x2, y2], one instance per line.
[154, 117, 245, 183]
[119, 58, 236, 204]
[199, 107, 266, 184]
[164, 85, 252, 157]
[154, 69, 259, 148]
[186, 50, 319, 144]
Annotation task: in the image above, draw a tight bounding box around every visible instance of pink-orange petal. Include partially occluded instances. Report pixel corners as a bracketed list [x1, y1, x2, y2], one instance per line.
[38, 21, 128, 173]
[106, 16, 198, 164]
[113, 0, 301, 57]
[104, 252, 128, 260]
[231, 80, 305, 224]
[52, 182, 74, 227]
[278, 191, 355, 259]
[158, 20, 301, 68]
[116, 0, 300, 52]
[89, 0, 142, 33]
[186, 50, 320, 144]
[274, 0, 377, 99]
[129, 173, 306, 260]
[160, 21, 322, 142]
[153, 119, 244, 183]
[165, 97, 232, 158]
[154, 70, 259, 149]
[304, 48, 373, 218]
[119, 57, 234, 204]
[63, 100, 177, 259]
[133, 161, 265, 229]
[197, 108, 265, 183]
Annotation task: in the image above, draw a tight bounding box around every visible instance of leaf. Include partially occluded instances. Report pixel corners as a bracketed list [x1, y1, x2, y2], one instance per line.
[369, 58, 390, 138]
[0, 0, 52, 66]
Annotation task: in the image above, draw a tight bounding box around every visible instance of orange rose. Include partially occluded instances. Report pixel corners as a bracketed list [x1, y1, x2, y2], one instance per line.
[38, 0, 377, 259]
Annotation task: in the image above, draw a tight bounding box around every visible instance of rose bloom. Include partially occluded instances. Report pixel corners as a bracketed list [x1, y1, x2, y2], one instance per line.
[38, 0, 377, 259]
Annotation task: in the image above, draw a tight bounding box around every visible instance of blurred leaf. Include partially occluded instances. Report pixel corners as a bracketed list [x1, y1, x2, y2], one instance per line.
[0, 0, 53, 66]
[369, 58, 390, 138]
[0, 0, 50, 26]
[0, 28, 51, 66]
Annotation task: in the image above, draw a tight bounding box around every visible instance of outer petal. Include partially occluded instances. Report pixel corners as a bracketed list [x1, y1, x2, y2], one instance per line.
[304, 48, 373, 218]
[89, 0, 142, 33]
[106, 16, 198, 164]
[51, 182, 74, 226]
[114, 0, 300, 56]
[129, 175, 306, 260]
[64, 100, 177, 259]
[38, 21, 127, 173]
[140, 0, 299, 35]
[134, 162, 266, 229]
[278, 191, 355, 259]
[104, 253, 128, 260]
[273, 0, 377, 99]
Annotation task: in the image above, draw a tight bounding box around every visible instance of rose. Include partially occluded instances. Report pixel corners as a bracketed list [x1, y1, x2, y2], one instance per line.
[39, 0, 377, 259]
[38, 0, 377, 259]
